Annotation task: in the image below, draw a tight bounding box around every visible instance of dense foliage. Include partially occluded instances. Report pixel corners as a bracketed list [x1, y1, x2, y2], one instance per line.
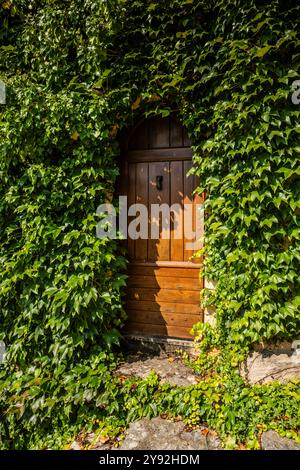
[0, 0, 299, 449]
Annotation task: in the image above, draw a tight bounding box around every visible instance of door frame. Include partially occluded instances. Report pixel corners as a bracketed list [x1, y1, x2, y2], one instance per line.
[118, 116, 204, 339]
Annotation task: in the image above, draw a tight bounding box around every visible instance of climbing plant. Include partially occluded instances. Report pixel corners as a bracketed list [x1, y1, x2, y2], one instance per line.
[0, 0, 299, 449]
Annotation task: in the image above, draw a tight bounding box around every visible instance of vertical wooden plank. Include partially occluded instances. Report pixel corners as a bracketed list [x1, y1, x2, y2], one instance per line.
[148, 161, 170, 261]
[118, 161, 128, 245]
[183, 127, 191, 147]
[170, 116, 184, 147]
[192, 174, 204, 263]
[148, 117, 170, 148]
[183, 160, 194, 262]
[135, 162, 148, 261]
[127, 163, 136, 260]
[129, 121, 148, 150]
[118, 160, 128, 195]
[170, 161, 184, 261]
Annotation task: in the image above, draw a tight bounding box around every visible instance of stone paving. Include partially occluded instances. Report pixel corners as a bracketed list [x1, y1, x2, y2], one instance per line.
[116, 417, 221, 451]
[115, 351, 198, 386]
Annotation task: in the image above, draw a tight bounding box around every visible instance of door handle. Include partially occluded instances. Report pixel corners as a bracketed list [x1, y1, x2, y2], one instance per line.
[156, 175, 163, 191]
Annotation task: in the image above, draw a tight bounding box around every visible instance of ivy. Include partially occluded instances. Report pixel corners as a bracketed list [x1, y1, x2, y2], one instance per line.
[0, 0, 299, 449]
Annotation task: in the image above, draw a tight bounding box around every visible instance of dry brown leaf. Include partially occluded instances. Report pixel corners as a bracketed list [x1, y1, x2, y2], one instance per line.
[147, 94, 161, 102]
[98, 434, 109, 444]
[130, 383, 138, 390]
[131, 96, 142, 110]
[208, 348, 220, 357]
[174, 416, 182, 422]
[184, 425, 195, 432]
[109, 124, 119, 138]
[238, 443, 247, 450]
[117, 374, 128, 383]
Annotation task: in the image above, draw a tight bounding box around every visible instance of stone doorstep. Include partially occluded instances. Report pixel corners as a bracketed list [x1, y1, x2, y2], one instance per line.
[115, 353, 199, 386]
[123, 334, 197, 356]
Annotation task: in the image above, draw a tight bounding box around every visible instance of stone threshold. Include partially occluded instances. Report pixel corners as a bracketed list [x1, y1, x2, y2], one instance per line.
[123, 334, 195, 354]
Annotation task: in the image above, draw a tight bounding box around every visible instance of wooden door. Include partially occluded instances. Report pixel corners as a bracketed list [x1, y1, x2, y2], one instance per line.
[120, 116, 204, 339]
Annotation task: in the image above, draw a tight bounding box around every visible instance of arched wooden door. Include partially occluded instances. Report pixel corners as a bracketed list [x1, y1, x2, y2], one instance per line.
[120, 115, 203, 339]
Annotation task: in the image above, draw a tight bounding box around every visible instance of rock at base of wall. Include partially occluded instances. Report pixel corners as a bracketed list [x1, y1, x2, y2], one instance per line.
[261, 430, 300, 450]
[241, 350, 300, 385]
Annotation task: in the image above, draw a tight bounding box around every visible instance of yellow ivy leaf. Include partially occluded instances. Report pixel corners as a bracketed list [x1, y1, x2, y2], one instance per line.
[256, 45, 272, 58]
[71, 131, 80, 141]
[2, 1, 12, 9]
[176, 32, 188, 39]
[148, 3, 157, 11]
